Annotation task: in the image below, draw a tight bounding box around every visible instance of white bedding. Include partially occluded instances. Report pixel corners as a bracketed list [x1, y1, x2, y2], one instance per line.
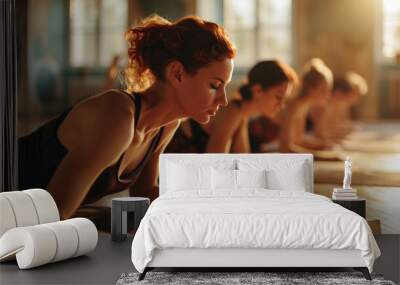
[131, 190, 380, 273]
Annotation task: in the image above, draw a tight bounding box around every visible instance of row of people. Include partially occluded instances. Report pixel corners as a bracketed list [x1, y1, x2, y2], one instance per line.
[18, 15, 367, 219]
[165, 60, 297, 153]
[166, 58, 367, 159]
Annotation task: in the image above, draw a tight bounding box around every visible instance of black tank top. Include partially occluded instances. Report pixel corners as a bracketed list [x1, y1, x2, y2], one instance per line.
[18, 91, 164, 203]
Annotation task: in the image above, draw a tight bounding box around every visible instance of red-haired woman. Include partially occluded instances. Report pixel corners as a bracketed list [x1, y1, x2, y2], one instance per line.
[18, 15, 236, 219]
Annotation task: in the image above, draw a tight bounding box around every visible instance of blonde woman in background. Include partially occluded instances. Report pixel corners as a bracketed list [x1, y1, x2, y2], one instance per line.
[311, 72, 368, 142]
[279, 58, 335, 155]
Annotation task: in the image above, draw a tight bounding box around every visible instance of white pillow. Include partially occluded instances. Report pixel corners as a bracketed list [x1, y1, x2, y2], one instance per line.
[211, 169, 268, 190]
[237, 159, 309, 191]
[266, 168, 306, 191]
[211, 168, 237, 190]
[166, 158, 236, 171]
[236, 169, 267, 189]
[167, 162, 212, 191]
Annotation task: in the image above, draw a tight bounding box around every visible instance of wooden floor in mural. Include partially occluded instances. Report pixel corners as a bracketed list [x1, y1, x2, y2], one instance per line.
[314, 121, 400, 234]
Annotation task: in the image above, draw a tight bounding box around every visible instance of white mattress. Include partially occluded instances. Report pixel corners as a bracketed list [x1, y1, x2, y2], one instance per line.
[131, 190, 380, 273]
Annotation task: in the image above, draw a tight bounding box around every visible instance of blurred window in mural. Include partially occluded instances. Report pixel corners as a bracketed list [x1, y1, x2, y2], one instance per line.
[223, 0, 292, 67]
[383, 0, 400, 61]
[70, 0, 128, 67]
[223, 0, 256, 67]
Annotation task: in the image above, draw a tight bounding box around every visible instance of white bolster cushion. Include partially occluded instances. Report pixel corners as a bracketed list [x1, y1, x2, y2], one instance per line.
[0, 191, 39, 228]
[64, 218, 98, 257]
[24, 189, 60, 223]
[0, 196, 17, 237]
[0, 226, 57, 268]
[0, 189, 60, 239]
[42, 221, 79, 262]
[0, 218, 98, 269]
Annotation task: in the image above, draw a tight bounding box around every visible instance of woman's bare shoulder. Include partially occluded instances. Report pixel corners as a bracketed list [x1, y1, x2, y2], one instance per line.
[282, 99, 302, 118]
[81, 90, 135, 123]
[99, 89, 136, 114]
[63, 90, 136, 149]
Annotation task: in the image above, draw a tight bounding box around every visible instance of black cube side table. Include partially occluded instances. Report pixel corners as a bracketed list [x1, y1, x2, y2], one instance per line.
[111, 197, 150, 242]
[332, 198, 366, 218]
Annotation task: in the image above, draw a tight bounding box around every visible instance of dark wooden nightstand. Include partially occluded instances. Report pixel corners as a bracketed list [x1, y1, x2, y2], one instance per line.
[332, 198, 366, 218]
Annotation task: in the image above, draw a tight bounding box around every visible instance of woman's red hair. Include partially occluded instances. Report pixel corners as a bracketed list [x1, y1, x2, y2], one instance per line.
[124, 15, 236, 92]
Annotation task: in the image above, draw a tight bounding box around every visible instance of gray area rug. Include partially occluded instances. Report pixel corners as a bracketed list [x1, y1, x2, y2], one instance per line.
[116, 272, 396, 285]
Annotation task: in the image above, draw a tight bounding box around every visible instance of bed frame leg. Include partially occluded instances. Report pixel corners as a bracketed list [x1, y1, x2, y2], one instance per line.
[354, 267, 371, 280]
[138, 268, 148, 281]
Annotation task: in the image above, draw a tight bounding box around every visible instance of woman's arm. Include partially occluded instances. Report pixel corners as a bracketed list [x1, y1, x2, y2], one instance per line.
[311, 106, 329, 140]
[230, 118, 250, 153]
[206, 107, 242, 153]
[47, 103, 135, 220]
[279, 106, 296, 152]
[129, 120, 180, 200]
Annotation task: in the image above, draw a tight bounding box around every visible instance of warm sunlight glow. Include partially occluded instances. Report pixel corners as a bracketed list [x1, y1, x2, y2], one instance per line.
[383, 0, 400, 59]
[69, 0, 127, 67]
[223, 0, 292, 67]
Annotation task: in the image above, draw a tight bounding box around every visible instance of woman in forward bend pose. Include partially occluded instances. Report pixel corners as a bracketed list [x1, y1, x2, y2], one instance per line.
[279, 58, 335, 154]
[18, 15, 236, 219]
[166, 60, 298, 153]
[311, 72, 368, 142]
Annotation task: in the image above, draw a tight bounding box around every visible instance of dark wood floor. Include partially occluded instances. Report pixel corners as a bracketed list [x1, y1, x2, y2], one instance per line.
[0, 233, 134, 285]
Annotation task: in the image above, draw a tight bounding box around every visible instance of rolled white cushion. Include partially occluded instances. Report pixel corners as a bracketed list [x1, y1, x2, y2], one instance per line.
[0, 191, 39, 227]
[0, 218, 98, 269]
[0, 226, 57, 269]
[0, 196, 17, 237]
[23, 189, 60, 223]
[42, 221, 79, 262]
[64, 218, 98, 257]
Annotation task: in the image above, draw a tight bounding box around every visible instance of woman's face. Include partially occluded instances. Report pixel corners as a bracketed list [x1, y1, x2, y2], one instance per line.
[174, 59, 234, 124]
[254, 81, 291, 118]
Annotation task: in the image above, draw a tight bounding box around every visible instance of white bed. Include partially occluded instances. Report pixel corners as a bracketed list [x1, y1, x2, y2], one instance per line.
[131, 154, 380, 280]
